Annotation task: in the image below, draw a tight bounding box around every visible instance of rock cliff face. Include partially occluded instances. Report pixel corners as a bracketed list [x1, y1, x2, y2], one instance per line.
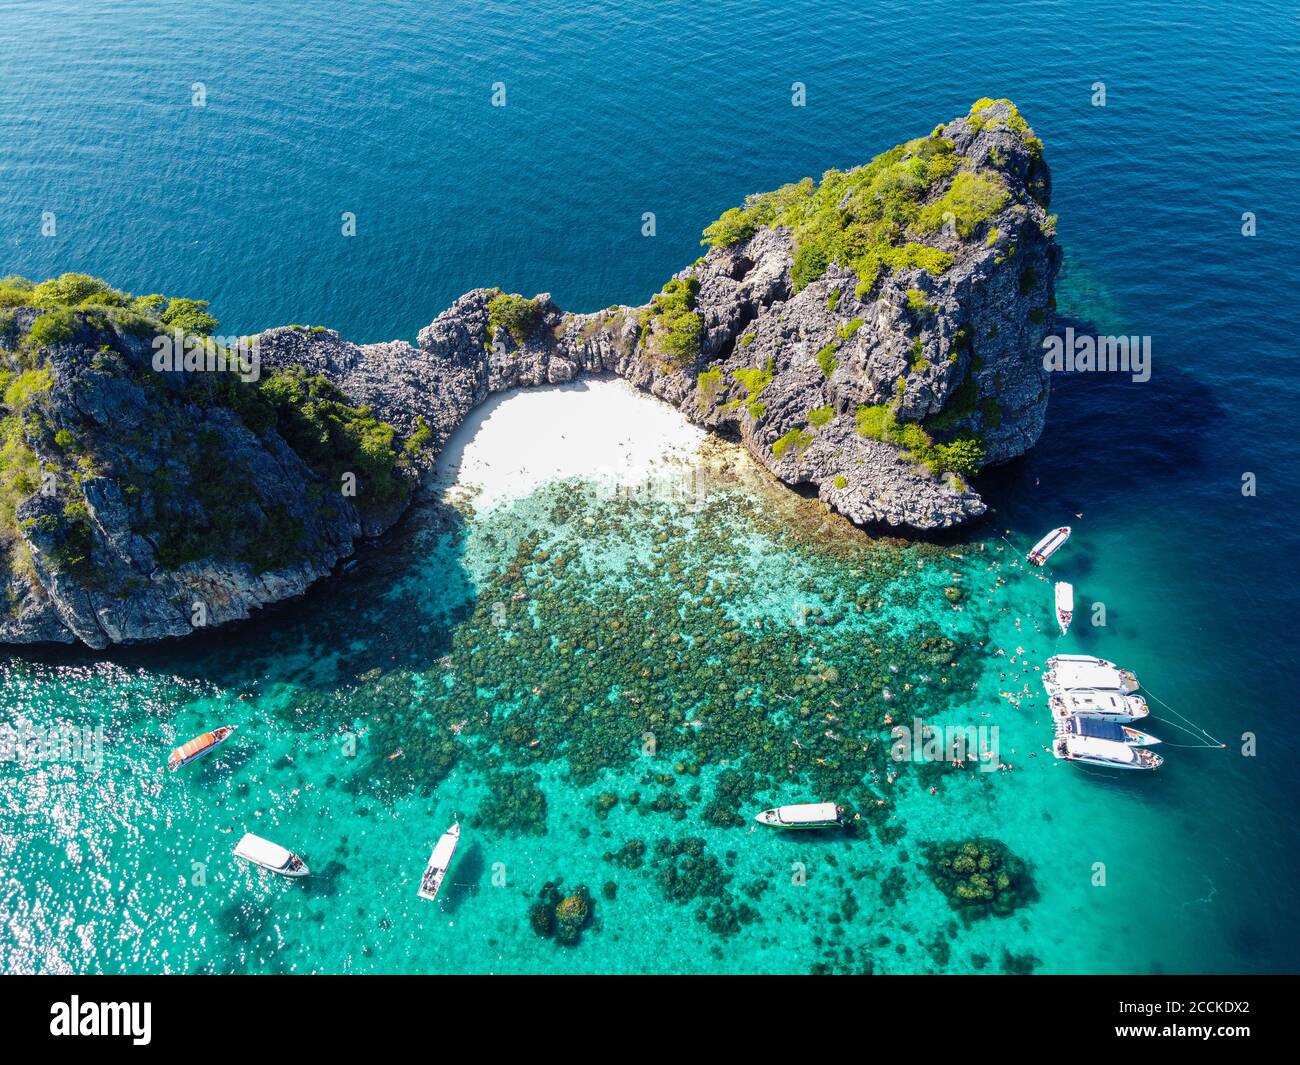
[0, 99, 1058, 648]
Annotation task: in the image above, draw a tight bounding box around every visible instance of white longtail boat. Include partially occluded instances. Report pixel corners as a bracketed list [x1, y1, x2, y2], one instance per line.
[168, 725, 237, 771]
[233, 832, 309, 877]
[1054, 581, 1074, 635]
[1027, 526, 1070, 566]
[1043, 654, 1140, 695]
[417, 822, 460, 901]
[753, 802, 842, 829]
[1049, 689, 1150, 722]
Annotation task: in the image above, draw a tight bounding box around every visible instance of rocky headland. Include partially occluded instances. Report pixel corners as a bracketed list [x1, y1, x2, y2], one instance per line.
[0, 99, 1059, 648]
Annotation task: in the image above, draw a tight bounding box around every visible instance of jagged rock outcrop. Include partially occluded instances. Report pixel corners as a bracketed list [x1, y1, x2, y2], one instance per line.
[0, 99, 1058, 648]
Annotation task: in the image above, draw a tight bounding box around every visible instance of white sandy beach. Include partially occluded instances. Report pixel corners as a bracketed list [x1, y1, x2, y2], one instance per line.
[433, 377, 707, 512]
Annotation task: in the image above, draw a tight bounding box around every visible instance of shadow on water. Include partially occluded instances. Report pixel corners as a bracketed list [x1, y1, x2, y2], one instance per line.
[8, 493, 477, 694]
[301, 859, 348, 898]
[975, 316, 1224, 532]
[438, 840, 487, 914]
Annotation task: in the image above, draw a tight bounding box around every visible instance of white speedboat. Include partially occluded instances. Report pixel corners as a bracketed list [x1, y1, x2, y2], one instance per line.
[417, 822, 460, 901]
[1061, 713, 1161, 748]
[1054, 733, 1162, 770]
[753, 802, 842, 829]
[233, 832, 309, 877]
[1027, 526, 1070, 566]
[1054, 581, 1074, 635]
[1043, 653, 1140, 694]
[1050, 689, 1149, 722]
[168, 724, 237, 771]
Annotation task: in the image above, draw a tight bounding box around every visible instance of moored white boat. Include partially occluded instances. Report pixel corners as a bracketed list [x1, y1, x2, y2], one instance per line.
[1027, 526, 1070, 566]
[417, 822, 460, 901]
[1054, 581, 1074, 635]
[1053, 732, 1162, 770]
[1061, 713, 1161, 748]
[233, 832, 309, 877]
[1050, 689, 1150, 722]
[168, 725, 237, 771]
[753, 802, 842, 829]
[1043, 653, 1140, 695]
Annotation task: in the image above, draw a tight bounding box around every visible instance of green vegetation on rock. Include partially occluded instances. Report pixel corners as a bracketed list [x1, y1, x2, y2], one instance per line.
[696, 367, 724, 407]
[487, 292, 543, 345]
[816, 341, 838, 377]
[856, 400, 984, 479]
[730, 360, 774, 420]
[771, 427, 813, 460]
[807, 404, 835, 428]
[699, 105, 1014, 300]
[639, 277, 702, 366]
[905, 288, 934, 315]
[4, 273, 219, 344]
[259, 368, 404, 507]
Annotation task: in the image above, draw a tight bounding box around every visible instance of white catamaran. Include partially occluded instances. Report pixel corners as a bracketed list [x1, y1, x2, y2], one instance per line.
[1043, 653, 1140, 695]
[753, 802, 842, 830]
[417, 822, 460, 901]
[1027, 526, 1071, 566]
[233, 833, 310, 877]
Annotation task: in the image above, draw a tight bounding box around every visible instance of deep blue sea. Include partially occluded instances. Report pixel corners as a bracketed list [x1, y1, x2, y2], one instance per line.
[1, 0, 1298, 973]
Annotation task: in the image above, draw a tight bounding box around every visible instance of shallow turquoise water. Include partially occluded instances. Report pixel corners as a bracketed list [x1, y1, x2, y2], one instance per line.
[0, 439, 1290, 974]
[2, 0, 1299, 973]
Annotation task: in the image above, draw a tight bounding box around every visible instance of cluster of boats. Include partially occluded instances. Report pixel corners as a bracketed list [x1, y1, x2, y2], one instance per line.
[1027, 528, 1165, 772]
[167, 726, 461, 896]
[1044, 654, 1163, 771]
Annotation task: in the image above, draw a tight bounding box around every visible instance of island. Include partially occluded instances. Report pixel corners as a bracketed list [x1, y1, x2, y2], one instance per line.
[0, 99, 1058, 648]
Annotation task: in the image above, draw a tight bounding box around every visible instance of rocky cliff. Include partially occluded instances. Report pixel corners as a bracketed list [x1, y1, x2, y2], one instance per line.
[0, 99, 1058, 648]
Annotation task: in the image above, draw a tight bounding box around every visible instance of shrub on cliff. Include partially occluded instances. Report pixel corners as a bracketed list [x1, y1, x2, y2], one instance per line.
[700, 207, 756, 249]
[5, 273, 219, 341]
[27, 309, 78, 348]
[856, 401, 984, 478]
[487, 292, 542, 345]
[258, 369, 403, 508]
[639, 277, 702, 366]
[158, 297, 219, 336]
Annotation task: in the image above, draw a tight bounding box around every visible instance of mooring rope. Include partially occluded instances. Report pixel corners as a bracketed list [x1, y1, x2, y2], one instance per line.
[1144, 687, 1227, 749]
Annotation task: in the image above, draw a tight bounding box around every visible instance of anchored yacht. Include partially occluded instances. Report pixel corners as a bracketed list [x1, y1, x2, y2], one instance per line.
[233, 833, 309, 877]
[1044, 654, 1140, 695]
[1054, 582, 1074, 635]
[168, 725, 237, 770]
[1060, 713, 1161, 748]
[753, 802, 842, 829]
[1054, 731, 1163, 771]
[1027, 526, 1070, 566]
[417, 822, 460, 901]
[1050, 688, 1150, 723]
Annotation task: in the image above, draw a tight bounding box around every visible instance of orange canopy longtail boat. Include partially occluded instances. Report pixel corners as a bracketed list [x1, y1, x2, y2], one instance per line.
[168, 725, 237, 771]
